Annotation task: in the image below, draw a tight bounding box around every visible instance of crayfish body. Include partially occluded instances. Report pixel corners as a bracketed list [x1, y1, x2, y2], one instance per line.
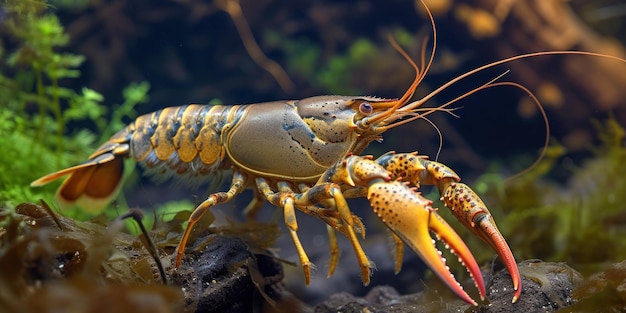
[30, 0, 530, 306]
[31, 89, 521, 306]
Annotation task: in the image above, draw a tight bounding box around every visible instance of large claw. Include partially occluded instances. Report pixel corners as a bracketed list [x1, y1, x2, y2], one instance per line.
[368, 180, 486, 306]
[442, 182, 521, 303]
[378, 153, 522, 303]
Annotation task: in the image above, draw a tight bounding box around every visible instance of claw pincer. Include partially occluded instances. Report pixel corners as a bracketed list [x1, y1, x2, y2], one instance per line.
[368, 180, 486, 305]
[442, 182, 522, 303]
[375, 152, 522, 303]
[330, 155, 487, 304]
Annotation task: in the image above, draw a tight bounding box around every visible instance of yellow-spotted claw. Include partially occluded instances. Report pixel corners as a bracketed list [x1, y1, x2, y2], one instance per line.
[368, 180, 486, 306]
[442, 182, 521, 303]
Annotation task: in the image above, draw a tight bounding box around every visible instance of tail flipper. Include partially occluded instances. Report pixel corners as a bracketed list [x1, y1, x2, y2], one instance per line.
[31, 151, 126, 213]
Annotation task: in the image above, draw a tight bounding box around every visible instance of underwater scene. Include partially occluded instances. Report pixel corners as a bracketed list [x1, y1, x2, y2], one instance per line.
[1, 0, 626, 312]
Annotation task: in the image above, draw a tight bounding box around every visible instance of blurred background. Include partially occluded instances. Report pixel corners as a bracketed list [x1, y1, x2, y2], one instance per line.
[46, 0, 626, 177]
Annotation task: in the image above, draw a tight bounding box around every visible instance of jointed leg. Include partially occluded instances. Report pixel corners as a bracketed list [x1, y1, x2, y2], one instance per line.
[174, 171, 248, 268]
[255, 178, 316, 284]
[291, 183, 373, 285]
[255, 177, 372, 285]
[390, 232, 404, 274]
[294, 204, 366, 278]
[325, 224, 340, 277]
[243, 188, 266, 220]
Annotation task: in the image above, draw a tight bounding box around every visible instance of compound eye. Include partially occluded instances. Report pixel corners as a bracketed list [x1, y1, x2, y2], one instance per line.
[359, 102, 373, 115]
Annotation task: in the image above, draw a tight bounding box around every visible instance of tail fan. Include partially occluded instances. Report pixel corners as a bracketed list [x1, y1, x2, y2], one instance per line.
[31, 151, 126, 213]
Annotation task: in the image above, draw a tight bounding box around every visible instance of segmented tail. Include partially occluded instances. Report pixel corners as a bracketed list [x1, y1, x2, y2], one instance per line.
[31, 135, 130, 213]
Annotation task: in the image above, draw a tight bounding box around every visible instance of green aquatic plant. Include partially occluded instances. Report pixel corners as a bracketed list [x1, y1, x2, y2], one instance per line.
[315, 38, 381, 95]
[0, 0, 149, 211]
[462, 117, 626, 273]
[427, 116, 626, 283]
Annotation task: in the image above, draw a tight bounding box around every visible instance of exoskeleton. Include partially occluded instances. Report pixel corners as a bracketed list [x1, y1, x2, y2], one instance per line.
[31, 0, 626, 306]
[30, 67, 516, 306]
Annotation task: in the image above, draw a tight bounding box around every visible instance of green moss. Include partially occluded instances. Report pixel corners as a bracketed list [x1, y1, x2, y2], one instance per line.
[0, 0, 149, 214]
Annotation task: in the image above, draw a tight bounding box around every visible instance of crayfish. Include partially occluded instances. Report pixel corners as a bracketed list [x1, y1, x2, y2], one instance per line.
[31, 0, 626, 306]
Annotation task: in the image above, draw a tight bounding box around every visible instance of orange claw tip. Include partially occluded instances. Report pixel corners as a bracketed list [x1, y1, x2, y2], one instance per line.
[473, 215, 521, 304]
[427, 212, 486, 304]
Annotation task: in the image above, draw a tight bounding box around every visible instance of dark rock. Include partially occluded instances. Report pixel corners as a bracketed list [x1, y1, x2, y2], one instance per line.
[566, 260, 626, 312]
[474, 259, 582, 312]
[313, 286, 436, 313]
[313, 260, 583, 313]
[285, 233, 428, 305]
[171, 234, 303, 313]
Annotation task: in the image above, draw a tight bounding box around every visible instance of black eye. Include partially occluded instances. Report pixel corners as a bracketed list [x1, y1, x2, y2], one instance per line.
[359, 102, 373, 115]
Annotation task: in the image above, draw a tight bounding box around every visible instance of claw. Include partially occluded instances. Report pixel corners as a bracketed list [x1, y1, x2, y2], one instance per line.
[385, 154, 522, 303]
[368, 180, 486, 305]
[442, 182, 521, 303]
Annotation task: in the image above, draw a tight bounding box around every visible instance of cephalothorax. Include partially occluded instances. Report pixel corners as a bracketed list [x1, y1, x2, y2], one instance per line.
[32, 0, 626, 306]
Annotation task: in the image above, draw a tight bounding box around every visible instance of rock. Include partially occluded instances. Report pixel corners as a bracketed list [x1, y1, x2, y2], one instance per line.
[475, 259, 582, 312]
[171, 234, 302, 313]
[566, 260, 626, 312]
[313, 260, 583, 313]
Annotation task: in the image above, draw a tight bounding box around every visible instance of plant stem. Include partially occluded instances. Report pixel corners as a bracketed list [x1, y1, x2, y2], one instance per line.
[35, 64, 46, 149]
[50, 65, 63, 165]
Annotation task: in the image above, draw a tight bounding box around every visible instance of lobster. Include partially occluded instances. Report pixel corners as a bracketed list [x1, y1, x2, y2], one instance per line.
[30, 0, 626, 306]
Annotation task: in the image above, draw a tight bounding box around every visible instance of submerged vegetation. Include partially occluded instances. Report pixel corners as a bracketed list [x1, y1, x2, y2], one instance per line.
[505, 117, 626, 267]
[0, 201, 184, 312]
[478, 117, 626, 269]
[0, 200, 287, 312]
[0, 0, 149, 212]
